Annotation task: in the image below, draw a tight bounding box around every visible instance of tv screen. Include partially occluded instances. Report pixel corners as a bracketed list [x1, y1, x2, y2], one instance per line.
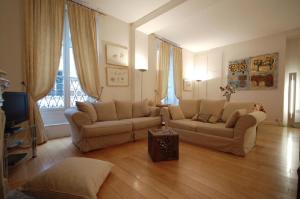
[2, 92, 29, 127]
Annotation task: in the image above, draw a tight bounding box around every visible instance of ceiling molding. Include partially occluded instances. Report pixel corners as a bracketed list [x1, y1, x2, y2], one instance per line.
[132, 0, 186, 29]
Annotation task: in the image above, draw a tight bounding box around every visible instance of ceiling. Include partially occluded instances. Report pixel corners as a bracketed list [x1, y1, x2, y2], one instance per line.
[75, 0, 300, 53]
[73, 0, 170, 23]
[138, 0, 300, 52]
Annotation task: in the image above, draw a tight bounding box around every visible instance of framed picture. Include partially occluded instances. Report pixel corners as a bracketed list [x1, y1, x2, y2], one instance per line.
[106, 66, 129, 87]
[183, 80, 193, 91]
[106, 43, 128, 67]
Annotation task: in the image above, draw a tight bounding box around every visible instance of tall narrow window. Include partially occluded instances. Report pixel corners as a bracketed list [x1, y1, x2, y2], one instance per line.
[38, 12, 88, 110]
[162, 48, 179, 105]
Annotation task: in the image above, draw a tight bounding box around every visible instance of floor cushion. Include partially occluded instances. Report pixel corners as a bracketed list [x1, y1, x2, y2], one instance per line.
[21, 157, 113, 199]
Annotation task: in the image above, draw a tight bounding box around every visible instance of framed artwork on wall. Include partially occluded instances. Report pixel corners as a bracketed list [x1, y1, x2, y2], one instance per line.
[227, 52, 278, 90]
[183, 80, 193, 91]
[106, 43, 128, 67]
[106, 66, 129, 87]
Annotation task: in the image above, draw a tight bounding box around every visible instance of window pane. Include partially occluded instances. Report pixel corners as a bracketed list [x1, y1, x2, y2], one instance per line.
[69, 47, 89, 107]
[38, 51, 65, 109]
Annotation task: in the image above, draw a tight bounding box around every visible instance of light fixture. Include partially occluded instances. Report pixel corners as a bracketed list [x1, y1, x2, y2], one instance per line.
[135, 66, 148, 102]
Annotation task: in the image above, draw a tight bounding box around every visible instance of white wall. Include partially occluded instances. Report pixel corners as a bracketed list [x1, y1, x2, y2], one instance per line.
[182, 49, 195, 99]
[194, 33, 287, 124]
[0, 0, 24, 92]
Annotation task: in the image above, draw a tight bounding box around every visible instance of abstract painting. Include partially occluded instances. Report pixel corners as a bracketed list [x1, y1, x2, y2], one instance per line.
[106, 67, 129, 87]
[227, 53, 278, 90]
[250, 53, 278, 89]
[106, 44, 128, 67]
[227, 58, 251, 90]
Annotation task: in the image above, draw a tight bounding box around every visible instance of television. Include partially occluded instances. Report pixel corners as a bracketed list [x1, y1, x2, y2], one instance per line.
[2, 92, 29, 128]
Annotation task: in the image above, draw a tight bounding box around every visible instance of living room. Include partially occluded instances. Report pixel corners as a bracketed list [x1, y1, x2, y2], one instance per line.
[0, 0, 300, 198]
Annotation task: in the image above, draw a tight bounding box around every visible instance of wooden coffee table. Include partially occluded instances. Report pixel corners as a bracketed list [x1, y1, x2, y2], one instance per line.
[148, 127, 179, 162]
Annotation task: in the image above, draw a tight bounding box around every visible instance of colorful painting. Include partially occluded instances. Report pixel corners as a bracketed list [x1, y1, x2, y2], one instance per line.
[106, 66, 129, 87]
[250, 53, 278, 89]
[228, 58, 251, 90]
[106, 44, 128, 67]
[227, 53, 278, 90]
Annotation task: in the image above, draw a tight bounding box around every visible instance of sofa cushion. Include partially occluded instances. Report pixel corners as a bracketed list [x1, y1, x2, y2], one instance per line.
[131, 117, 161, 130]
[169, 119, 199, 131]
[115, 100, 132, 119]
[179, 100, 200, 119]
[199, 99, 225, 123]
[169, 105, 185, 120]
[82, 120, 132, 138]
[76, 101, 97, 122]
[221, 102, 254, 122]
[133, 99, 150, 118]
[196, 122, 233, 138]
[21, 157, 113, 199]
[93, 101, 118, 121]
[225, 109, 247, 128]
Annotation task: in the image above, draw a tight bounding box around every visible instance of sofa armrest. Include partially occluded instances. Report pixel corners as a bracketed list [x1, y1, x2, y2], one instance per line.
[64, 108, 92, 129]
[233, 111, 266, 138]
[161, 107, 171, 125]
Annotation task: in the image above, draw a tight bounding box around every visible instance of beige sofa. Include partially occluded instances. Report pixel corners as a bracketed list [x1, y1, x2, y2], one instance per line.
[65, 100, 161, 152]
[162, 99, 266, 156]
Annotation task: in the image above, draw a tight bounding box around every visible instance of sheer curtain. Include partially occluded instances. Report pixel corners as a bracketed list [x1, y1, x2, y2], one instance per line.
[67, 1, 102, 100]
[24, 0, 65, 144]
[173, 46, 183, 100]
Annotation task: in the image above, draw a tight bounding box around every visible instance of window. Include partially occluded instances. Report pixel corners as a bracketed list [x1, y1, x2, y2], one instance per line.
[162, 47, 179, 105]
[38, 13, 88, 110]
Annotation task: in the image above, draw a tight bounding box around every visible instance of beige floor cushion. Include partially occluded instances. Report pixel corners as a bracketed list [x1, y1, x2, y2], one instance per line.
[179, 99, 200, 119]
[115, 100, 132, 119]
[93, 101, 118, 121]
[76, 101, 97, 122]
[169, 105, 185, 120]
[199, 99, 225, 123]
[21, 157, 113, 199]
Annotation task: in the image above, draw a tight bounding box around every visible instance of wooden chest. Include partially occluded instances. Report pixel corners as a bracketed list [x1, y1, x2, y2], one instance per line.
[148, 128, 179, 162]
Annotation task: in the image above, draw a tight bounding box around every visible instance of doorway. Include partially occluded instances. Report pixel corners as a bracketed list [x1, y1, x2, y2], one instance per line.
[288, 72, 300, 128]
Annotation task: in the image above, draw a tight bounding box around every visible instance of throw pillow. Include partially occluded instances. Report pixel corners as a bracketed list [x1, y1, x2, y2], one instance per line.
[192, 113, 199, 121]
[132, 99, 150, 118]
[115, 100, 132, 119]
[168, 105, 185, 120]
[199, 99, 225, 123]
[198, 114, 212, 122]
[76, 101, 97, 122]
[93, 101, 118, 121]
[179, 100, 200, 119]
[21, 157, 113, 199]
[225, 109, 247, 128]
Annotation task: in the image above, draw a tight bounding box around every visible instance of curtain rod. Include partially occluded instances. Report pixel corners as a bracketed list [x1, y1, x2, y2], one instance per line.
[154, 34, 182, 49]
[69, 0, 106, 16]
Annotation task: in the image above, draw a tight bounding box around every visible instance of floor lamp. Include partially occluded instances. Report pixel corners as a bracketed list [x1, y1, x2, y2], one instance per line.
[196, 79, 202, 99]
[136, 68, 147, 102]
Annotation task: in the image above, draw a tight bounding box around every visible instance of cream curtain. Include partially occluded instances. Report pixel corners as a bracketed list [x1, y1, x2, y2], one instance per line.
[173, 46, 183, 99]
[24, 0, 65, 144]
[67, 1, 102, 100]
[157, 41, 171, 102]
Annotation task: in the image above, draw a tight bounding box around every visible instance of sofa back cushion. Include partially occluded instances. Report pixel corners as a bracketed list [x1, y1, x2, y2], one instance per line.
[199, 99, 226, 123]
[76, 101, 97, 122]
[132, 99, 150, 118]
[169, 105, 185, 120]
[221, 102, 254, 122]
[115, 100, 132, 119]
[93, 101, 118, 121]
[179, 99, 200, 119]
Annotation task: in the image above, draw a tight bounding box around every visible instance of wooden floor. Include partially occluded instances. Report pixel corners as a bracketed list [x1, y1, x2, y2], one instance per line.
[8, 125, 300, 199]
